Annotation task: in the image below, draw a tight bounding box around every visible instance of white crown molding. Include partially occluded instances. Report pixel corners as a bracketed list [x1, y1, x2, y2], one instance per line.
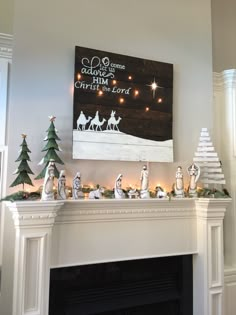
[213, 69, 236, 91]
[56, 198, 196, 223]
[0, 33, 13, 60]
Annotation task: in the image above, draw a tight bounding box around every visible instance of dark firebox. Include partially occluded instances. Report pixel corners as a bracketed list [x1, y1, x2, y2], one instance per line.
[49, 255, 192, 315]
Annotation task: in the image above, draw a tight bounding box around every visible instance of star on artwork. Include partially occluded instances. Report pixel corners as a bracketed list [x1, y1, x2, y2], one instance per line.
[21, 133, 27, 139]
[49, 115, 56, 122]
[147, 78, 164, 98]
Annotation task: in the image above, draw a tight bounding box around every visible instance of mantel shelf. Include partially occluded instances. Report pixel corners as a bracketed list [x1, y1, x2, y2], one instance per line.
[5, 198, 231, 223]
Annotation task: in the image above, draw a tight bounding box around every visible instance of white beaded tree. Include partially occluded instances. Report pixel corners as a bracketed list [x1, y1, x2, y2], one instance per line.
[193, 128, 226, 188]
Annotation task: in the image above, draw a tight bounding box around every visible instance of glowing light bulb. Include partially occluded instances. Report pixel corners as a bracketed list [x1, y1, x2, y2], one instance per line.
[147, 77, 163, 98]
[77, 73, 81, 80]
[98, 90, 103, 96]
[151, 82, 158, 90]
[119, 97, 124, 104]
[145, 107, 149, 112]
[134, 90, 139, 96]
[128, 75, 132, 80]
[112, 80, 117, 85]
[158, 98, 162, 103]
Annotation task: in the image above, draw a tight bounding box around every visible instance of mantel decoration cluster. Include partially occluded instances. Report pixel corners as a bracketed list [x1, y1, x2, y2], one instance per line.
[1, 121, 230, 202]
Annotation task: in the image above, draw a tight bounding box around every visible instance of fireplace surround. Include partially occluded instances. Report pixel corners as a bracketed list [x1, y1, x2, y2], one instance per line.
[3, 198, 230, 315]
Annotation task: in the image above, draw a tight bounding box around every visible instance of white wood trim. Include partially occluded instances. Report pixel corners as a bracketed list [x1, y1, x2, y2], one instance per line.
[6, 201, 63, 315]
[0, 146, 8, 281]
[2, 198, 231, 315]
[213, 70, 236, 91]
[0, 33, 13, 60]
[0, 60, 9, 146]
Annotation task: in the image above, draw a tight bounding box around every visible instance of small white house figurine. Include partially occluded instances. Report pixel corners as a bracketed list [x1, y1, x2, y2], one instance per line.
[128, 189, 139, 199]
[187, 163, 200, 197]
[57, 170, 67, 200]
[114, 174, 125, 199]
[72, 171, 84, 199]
[41, 160, 55, 201]
[174, 166, 184, 198]
[140, 165, 150, 199]
[88, 186, 104, 199]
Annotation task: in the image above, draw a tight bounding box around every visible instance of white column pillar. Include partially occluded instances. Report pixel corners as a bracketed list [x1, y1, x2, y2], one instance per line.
[213, 70, 236, 267]
[6, 201, 64, 315]
[193, 199, 231, 315]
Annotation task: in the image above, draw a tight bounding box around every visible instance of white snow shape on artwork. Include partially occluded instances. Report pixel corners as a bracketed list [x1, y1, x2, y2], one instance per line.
[77, 111, 92, 131]
[106, 111, 122, 131]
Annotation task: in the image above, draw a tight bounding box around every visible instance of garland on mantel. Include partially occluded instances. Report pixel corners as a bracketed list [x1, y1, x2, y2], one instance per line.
[0, 186, 230, 202]
[0, 190, 41, 202]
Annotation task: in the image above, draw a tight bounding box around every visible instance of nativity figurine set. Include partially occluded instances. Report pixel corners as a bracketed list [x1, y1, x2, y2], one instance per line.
[6, 125, 229, 202]
[41, 160, 202, 201]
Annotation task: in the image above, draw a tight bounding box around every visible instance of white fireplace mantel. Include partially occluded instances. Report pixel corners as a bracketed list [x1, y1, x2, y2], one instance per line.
[3, 198, 231, 315]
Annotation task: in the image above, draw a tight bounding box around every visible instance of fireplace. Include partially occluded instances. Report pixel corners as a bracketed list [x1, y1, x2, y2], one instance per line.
[49, 255, 192, 315]
[3, 198, 230, 315]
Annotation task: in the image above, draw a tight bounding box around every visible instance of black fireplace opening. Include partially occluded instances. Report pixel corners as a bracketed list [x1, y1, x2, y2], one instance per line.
[49, 255, 193, 315]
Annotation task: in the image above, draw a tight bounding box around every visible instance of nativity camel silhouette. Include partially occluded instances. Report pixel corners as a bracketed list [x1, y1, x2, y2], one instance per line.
[106, 110, 122, 131]
[88, 111, 106, 131]
[77, 111, 92, 131]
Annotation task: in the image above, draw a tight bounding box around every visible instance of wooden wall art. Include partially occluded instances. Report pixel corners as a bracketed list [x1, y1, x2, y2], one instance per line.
[73, 46, 173, 162]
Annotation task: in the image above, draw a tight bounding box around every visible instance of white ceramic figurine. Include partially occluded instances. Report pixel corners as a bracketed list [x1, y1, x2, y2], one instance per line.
[57, 170, 67, 200]
[41, 160, 55, 201]
[72, 171, 84, 199]
[174, 166, 184, 198]
[114, 174, 125, 199]
[187, 163, 200, 197]
[140, 165, 150, 199]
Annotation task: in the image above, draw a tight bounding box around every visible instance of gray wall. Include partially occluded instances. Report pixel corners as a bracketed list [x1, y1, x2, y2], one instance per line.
[0, 0, 14, 34]
[212, 0, 236, 71]
[7, 0, 213, 192]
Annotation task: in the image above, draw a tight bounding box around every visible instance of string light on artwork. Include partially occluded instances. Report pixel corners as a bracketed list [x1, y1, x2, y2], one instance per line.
[112, 80, 117, 85]
[134, 90, 139, 96]
[157, 98, 163, 103]
[77, 73, 82, 80]
[119, 97, 125, 104]
[147, 77, 164, 98]
[145, 107, 150, 112]
[128, 75, 132, 80]
[98, 90, 103, 96]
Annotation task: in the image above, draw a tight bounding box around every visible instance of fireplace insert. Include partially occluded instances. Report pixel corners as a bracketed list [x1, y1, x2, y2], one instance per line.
[49, 255, 192, 315]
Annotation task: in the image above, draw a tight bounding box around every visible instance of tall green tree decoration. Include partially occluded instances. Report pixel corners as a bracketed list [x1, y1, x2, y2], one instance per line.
[35, 116, 64, 179]
[10, 134, 34, 189]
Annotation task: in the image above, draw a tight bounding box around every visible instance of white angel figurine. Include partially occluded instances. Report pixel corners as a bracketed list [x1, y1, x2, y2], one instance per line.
[187, 163, 200, 197]
[174, 166, 184, 198]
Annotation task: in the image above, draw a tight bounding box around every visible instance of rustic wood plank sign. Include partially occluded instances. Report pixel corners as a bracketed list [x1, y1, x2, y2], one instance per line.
[73, 46, 173, 162]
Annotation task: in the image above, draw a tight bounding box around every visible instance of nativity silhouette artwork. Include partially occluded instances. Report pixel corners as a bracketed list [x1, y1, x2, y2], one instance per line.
[77, 110, 121, 132]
